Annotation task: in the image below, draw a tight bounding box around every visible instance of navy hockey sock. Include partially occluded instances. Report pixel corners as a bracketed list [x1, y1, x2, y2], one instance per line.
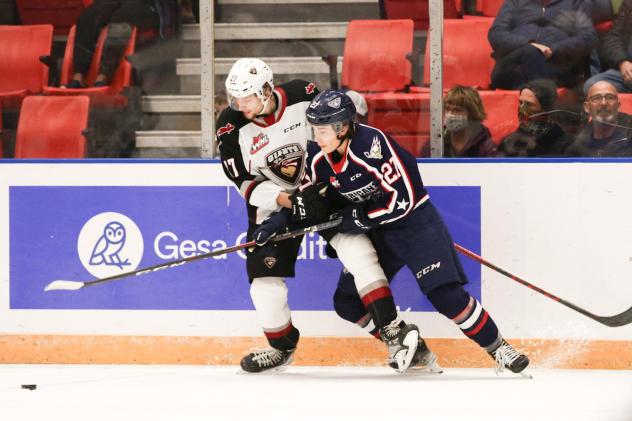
[428, 283, 501, 350]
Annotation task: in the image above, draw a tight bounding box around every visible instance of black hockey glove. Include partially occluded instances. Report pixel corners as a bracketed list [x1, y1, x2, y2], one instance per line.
[290, 182, 331, 225]
[338, 204, 376, 234]
[253, 209, 290, 246]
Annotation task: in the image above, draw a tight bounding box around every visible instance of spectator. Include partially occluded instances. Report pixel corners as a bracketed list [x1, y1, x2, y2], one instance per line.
[423, 85, 496, 157]
[64, 0, 167, 89]
[214, 91, 228, 121]
[566, 80, 632, 156]
[343, 89, 368, 124]
[498, 79, 573, 156]
[488, 0, 596, 90]
[585, 0, 632, 94]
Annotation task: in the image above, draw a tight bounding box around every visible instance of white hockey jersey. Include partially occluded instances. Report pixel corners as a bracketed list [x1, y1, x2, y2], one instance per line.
[217, 80, 319, 224]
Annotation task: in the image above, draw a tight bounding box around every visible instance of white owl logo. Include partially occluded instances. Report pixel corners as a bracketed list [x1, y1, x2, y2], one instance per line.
[89, 221, 130, 269]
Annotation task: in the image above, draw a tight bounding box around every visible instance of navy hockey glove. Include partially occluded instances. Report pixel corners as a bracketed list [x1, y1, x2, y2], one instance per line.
[253, 209, 290, 246]
[338, 204, 376, 234]
[290, 182, 331, 225]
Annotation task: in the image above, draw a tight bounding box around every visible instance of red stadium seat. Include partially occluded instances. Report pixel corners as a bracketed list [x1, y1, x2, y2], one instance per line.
[43, 24, 137, 107]
[15, 96, 90, 158]
[0, 105, 3, 158]
[619, 94, 632, 115]
[382, 0, 462, 30]
[0, 25, 53, 108]
[15, 0, 92, 35]
[342, 19, 414, 92]
[479, 90, 519, 142]
[366, 89, 518, 156]
[422, 19, 495, 90]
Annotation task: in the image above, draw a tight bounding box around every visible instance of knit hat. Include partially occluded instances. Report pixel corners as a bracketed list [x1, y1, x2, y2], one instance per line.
[521, 79, 558, 111]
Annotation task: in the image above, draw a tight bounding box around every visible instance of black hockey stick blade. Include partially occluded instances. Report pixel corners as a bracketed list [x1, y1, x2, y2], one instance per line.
[44, 217, 342, 292]
[454, 243, 632, 328]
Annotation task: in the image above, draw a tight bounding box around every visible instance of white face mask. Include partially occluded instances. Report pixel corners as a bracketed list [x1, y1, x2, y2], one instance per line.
[444, 113, 468, 132]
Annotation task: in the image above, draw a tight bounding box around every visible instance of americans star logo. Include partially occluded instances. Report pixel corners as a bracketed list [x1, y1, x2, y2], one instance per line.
[396, 198, 409, 210]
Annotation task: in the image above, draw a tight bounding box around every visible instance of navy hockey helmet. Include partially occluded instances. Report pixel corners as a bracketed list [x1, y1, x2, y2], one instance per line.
[306, 89, 357, 133]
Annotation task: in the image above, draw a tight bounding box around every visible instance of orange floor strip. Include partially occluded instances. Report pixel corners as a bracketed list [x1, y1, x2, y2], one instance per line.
[1, 335, 630, 369]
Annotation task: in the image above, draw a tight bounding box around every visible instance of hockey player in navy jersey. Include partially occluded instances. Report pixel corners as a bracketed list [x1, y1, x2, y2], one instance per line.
[298, 89, 530, 375]
[216, 58, 424, 373]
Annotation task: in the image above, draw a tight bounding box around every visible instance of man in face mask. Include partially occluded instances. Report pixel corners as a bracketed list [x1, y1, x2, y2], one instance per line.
[498, 79, 573, 157]
[566, 80, 632, 156]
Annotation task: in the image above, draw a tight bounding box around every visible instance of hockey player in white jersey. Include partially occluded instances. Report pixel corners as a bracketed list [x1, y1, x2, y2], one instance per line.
[216, 58, 424, 373]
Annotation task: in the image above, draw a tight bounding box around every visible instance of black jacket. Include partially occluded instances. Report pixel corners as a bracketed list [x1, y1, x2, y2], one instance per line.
[497, 123, 573, 157]
[565, 112, 632, 156]
[488, 0, 596, 63]
[600, 0, 632, 69]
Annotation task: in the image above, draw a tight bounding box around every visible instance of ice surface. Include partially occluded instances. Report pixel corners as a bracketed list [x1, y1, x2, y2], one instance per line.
[0, 365, 630, 421]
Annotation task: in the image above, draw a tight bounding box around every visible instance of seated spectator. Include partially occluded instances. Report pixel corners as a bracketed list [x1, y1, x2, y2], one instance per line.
[488, 0, 596, 90]
[585, 0, 632, 94]
[566, 80, 632, 156]
[422, 85, 497, 157]
[64, 0, 167, 88]
[343, 89, 368, 124]
[215, 91, 228, 121]
[498, 79, 573, 157]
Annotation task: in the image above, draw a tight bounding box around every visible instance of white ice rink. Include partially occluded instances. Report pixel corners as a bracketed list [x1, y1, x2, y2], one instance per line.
[0, 365, 631, 421]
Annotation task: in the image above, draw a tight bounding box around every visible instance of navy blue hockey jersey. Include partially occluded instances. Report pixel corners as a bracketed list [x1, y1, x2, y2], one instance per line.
[304, 124, 428, 225]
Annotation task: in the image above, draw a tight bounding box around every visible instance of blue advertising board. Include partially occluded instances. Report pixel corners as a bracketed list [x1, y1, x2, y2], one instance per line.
[10, 186, 481, 310]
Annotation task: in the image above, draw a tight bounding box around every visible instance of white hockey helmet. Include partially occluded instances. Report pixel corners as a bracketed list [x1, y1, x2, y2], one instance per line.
[225, 58, 274, 111]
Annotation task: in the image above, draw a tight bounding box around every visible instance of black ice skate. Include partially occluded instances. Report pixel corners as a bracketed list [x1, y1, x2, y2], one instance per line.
[240, 348, 295, 373]
[389, 336, 443, 373]
[489, 340, 530, 376]
[380, 320, 420, 373]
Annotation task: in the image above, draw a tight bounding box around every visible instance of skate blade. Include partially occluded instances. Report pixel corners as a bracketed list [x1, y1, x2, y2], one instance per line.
[410, 362, 444, 374]
[409, 353, 444, 374]
[395, 330, 420, 374]
[493, 367, 533, 379]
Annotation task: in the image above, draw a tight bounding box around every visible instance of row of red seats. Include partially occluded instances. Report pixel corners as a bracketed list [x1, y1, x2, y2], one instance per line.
[0, 22, 140, 158]
[383, 0, 504, 30]
[341, 18, 632, 156]
[0, 95, 89, 158]
[0, 24, 137, 110]
[15, 0, 92, 35]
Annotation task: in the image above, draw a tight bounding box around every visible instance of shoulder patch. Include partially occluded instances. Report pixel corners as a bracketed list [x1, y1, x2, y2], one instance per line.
[217, 123, 235, 138]
[364, 135, 383, 159]
[305, 82, 316, 95]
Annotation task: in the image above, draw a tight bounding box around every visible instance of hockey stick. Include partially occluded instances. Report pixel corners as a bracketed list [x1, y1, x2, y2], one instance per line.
[454, 243, 632, 328]
[44, 218, 342, 292]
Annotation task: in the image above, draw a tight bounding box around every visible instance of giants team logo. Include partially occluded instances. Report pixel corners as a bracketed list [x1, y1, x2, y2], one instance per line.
[216, 123, 235, 138]
[264, 257, 277, 268]
[250, 133, 269, 154]
[305, 82, 316, 94]
[77, 212, 144, 279]
[265, 143, 305, 184]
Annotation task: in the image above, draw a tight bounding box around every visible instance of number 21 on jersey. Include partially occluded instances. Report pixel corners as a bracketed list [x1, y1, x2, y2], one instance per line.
[381, 157, 401, 184]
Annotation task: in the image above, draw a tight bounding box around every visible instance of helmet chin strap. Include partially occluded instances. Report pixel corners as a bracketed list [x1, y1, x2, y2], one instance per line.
[331, 134, 348, 163]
